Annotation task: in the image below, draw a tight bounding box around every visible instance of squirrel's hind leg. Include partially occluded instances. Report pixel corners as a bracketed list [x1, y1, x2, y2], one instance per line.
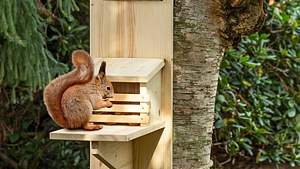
[63, 97, 101, 130]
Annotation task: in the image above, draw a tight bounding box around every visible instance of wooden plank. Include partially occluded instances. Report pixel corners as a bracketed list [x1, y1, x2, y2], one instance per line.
[50, 121, 165, 141]
[112, 93, 150, 102]
[94, 58, 164, 83]
[89, 114, 149, 123]
[90, 1, 173, 59]
[140, 73, 161, 124]
[94, 104, 149, 113]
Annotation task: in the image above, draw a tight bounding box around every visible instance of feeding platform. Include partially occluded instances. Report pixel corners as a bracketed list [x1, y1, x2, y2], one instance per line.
[50, 121, 164, 142]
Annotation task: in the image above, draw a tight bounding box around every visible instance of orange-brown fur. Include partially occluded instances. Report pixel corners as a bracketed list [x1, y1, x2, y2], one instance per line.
[43, 50, 113, 130]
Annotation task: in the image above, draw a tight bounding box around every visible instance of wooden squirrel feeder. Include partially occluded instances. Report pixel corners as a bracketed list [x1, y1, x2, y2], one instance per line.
[91, 58, 165, 126]
[50, 0, 173, 168]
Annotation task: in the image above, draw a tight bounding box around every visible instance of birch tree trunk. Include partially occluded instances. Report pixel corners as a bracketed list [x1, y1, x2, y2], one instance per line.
[173, 0, 265, 168]
[174, 1, 222, 168]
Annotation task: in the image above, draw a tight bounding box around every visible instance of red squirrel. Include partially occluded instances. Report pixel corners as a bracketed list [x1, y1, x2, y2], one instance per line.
[43, 50, 114, 130]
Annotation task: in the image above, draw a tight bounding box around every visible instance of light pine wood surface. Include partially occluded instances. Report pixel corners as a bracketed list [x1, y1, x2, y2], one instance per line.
[89, 114, 149, 124]
[110, 93, 150, 102]
[50, 121, 164, 142]
[91, 141, 133, 169]
[94, 104, 149, 113]
[90, 0, 173, 168]
[49, 0, 172, 167]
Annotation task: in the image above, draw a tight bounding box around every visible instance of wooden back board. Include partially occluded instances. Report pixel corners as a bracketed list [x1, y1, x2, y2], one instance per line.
[90, 0, 173, 168]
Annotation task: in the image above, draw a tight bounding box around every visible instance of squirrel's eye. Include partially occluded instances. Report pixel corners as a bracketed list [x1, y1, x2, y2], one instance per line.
[107, 86, 111, 90]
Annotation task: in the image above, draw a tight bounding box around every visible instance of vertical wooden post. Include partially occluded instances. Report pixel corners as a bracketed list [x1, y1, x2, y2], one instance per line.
[90, 0, 173, 168]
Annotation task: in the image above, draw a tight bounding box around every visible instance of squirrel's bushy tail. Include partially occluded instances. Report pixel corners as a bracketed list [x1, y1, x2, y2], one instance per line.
[43, 50, 94, 128]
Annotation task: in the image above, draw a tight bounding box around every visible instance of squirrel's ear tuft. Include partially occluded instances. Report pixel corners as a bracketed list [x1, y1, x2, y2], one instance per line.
[97, 61, 106, 80]
[99, 61, 106, 75]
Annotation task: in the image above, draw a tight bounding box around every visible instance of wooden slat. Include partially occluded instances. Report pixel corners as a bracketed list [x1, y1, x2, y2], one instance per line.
[94, 104, 149, 113]
[112, 94, 150, 102]
[89, 114, 149, 123]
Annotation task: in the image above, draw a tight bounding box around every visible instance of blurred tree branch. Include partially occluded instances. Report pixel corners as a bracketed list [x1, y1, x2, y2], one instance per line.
[0, 151, 19, 169]
[36, 0, 58, 23]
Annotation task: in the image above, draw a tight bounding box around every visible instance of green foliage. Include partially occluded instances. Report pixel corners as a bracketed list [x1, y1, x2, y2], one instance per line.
[215, 0, 300, 166]
[0, 0, 68, 103]
[45, 0, 89, 61]
[0, 0, 90, 168]
[0, 89, 89, 169]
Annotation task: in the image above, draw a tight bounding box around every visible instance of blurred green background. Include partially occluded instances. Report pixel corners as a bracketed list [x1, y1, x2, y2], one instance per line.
[214, 0, 300, 167]
[1, 0, 300, 168]
[0, 1, 90, 168]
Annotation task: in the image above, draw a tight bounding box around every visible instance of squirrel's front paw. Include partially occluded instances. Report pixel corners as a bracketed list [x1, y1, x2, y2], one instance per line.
[95, 100, 113, 109]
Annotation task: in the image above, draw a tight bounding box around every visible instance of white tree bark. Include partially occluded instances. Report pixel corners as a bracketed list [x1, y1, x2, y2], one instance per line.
[173, 0, 223, 168]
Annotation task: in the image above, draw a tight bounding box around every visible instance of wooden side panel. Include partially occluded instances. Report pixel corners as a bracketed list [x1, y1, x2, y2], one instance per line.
[90, 0, 173, 168]
[133, 129, 164, 169]
[140, 73, 161, 122]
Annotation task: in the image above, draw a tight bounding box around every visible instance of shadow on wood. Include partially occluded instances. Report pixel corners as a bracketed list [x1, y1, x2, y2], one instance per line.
[133, 128, 164, 169]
